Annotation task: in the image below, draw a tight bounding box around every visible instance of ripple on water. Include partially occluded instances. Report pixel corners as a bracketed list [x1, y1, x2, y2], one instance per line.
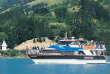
[0, 58, 110, 74]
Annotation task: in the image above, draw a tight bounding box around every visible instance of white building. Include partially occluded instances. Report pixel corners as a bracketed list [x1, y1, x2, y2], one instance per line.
[1, 40, 7, 51]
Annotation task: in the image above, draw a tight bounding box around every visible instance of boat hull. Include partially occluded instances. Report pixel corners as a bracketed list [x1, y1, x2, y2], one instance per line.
[32, 59, 106, 64]
[28, 54, 106, 64]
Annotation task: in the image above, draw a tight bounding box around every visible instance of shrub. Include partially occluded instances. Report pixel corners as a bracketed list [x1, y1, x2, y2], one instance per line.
[55, 37, 61, 43]
[43, 37, 45, 42]
[0, 50, 4, 54]
[33, 38, 36, 43]
[37, 37, 42, 42]
[20, 50, 26, 54]
[7, 49, 19, 57]
[3, 52, 9, 56]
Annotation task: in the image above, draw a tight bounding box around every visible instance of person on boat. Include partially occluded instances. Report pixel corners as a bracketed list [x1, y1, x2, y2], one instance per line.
[32, 46, 36, 54]
[32, 46, 34, 50]
[80, 43, 83, 48]
[29, 46, 32, 54]
[88, 41, 91, 46]
[90, 40, 94, 46]
[35, 46, 37, 50]
[100, 52, 103, 55]
[37, 46, 39, 50]
[78, 42, 81, 47]
[37, 48, 39, 54]
[95, 41, 98, 48]
[26, 46, 29, 54]
[80, 43, 85, 48]
[102, 41, 105, 49]
[100, 41, 103, 49]
[66, 42, 69, 46]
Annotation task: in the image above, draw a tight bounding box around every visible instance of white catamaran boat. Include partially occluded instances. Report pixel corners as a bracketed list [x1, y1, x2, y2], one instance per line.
[27, 37, 106, 64]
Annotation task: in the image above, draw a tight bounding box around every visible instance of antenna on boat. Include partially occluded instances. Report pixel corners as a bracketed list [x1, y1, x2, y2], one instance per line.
[64, 31, 67, 40]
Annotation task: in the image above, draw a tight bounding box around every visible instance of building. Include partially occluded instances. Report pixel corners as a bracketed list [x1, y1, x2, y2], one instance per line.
[1, 40, 7, 51]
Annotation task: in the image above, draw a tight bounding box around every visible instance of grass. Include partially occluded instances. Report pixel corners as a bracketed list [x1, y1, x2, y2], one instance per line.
[51, 12, 56, 17]
[68, 6, 80, 13]
[94, 0, 98, 1]
[49, 23, 67, 29]
[0, 8, 11, 14]
[93, 19, 98, 23]
[103, 5, 108, 8]
[26, 0, 62, 7]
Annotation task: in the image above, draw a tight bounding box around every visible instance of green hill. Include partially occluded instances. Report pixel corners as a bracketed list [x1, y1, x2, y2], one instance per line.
[0, 0, 110, 55]
[27, 0, 62, 6]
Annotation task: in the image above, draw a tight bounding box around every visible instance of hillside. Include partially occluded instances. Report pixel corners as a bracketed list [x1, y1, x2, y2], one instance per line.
[0, 0, 110, 55]
[0, 0, 110, 13]
[27, 0, 62, 6]
[0, 0, 34, 13]
[0, 0, 63, 13]
[14, 37, 56, 50]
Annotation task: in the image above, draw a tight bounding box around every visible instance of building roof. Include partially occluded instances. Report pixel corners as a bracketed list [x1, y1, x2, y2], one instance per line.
[1, 40, 7, 47]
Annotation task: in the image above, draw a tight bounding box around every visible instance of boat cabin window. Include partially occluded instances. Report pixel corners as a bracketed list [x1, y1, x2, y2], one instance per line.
[58, 41, 78, 45]
[70, 42, 78, 45]
[79, 51, 85, 55]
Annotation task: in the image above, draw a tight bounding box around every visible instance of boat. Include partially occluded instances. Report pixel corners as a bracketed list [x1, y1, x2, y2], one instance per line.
[27, 37, 106, 64]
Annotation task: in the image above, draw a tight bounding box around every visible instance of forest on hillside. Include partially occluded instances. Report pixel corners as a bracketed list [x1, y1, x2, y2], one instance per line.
[0, 0, 110, 55]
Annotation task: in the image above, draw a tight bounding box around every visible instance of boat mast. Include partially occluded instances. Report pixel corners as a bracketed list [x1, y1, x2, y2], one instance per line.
[64, 31, 67, 40]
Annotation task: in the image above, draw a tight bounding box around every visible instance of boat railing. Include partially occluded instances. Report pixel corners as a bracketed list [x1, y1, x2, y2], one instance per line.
[26, 48, 76, 55]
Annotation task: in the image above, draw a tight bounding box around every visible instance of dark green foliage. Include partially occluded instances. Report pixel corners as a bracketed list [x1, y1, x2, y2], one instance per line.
[3, 51, 10, 56]
[37, 37, 42, 43]
[43, 37, 45, 42]
[54, 6, 67, 22]
[0, 50, 5, 54]
[0, 32, 7, 43]
[47, 29, 55, 40]
[33, 7, 49, 15]
[0, 50, 10, 56]
[59, 29, 65, 38]
[7, 50, 19, 57]
[103, 0, 110, 4]
[0, 50, 26, 57]
[79, 0, 109, 22]
[55, 37, 61, 43]
[33, 38, 36, 43]
[20, 50, 26, 54]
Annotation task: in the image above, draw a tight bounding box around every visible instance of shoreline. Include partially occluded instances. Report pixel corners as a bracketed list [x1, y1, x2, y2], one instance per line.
[0, 55, 30, 59]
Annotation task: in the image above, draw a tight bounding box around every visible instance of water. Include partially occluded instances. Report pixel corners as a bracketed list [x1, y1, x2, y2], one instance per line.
[0, 58, 110, 74]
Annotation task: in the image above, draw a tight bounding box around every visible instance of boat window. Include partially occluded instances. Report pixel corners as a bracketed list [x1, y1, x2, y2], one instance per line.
[59, 41, 79, 45]
[59, 41, 66, 45]
[70, 41, 78, 45]
[59, 41, 71, 45]
[79, 51, 85, 55]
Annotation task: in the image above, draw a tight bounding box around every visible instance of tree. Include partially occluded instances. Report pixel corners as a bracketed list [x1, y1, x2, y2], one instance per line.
[0, 32, 7, 42]
[33, 7, 49, 15]
[55, 6, 67, 23]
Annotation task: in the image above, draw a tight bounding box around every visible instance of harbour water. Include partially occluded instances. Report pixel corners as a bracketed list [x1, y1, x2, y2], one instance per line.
[0, 57, 110, 74]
